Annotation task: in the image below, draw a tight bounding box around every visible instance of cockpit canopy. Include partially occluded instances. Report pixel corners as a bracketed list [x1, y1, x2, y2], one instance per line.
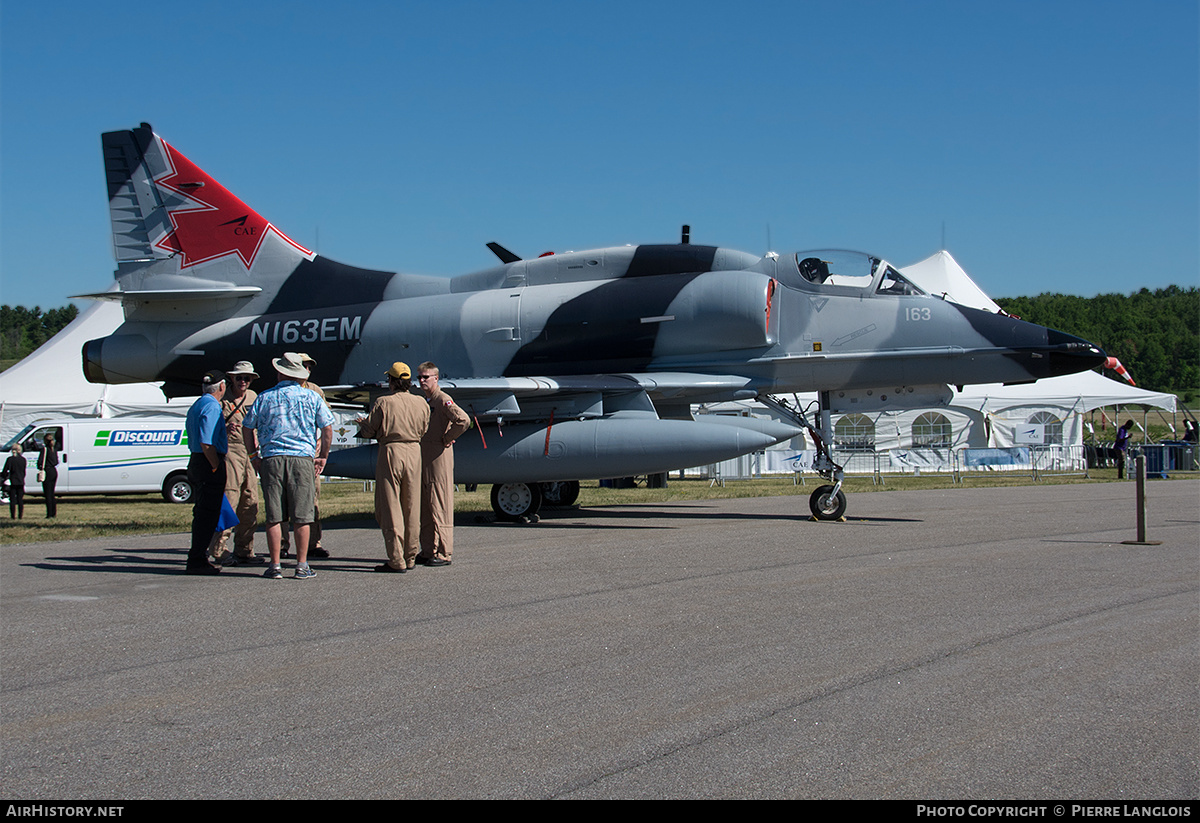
[789, 250, 925, 297]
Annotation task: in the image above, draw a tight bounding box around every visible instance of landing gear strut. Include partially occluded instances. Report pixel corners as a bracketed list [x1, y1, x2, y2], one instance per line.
[762, 391, 847, 521]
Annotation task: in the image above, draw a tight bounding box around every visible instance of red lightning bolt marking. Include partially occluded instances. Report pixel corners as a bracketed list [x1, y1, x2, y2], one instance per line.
[153, 139, 311, 269]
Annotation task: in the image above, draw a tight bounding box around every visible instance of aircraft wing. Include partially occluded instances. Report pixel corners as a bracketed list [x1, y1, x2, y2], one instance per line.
[321, 372, 758, 420]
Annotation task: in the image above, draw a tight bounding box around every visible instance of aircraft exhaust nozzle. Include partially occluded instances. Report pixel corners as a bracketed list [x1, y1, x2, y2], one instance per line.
[82, 334, 160, 384]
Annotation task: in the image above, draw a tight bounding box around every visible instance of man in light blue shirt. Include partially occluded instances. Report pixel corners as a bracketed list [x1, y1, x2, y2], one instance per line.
[184, 370, 228, 575]
[242, 353, 334, 580]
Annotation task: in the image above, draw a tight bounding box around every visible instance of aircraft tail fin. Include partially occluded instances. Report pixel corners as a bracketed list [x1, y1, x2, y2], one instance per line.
[101, 122, 314, 279]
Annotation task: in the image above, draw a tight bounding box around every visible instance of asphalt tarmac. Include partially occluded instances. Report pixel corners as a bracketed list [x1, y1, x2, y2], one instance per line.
[2, 480, 1197, 800]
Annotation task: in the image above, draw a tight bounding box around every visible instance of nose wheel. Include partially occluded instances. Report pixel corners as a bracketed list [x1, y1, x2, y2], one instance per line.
[809, 485, 847, 521]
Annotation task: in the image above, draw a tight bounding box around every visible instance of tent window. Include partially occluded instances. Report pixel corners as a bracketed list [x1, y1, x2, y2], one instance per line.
[1028, 411, 1064, 446]
[912, 412, 952, 447]
[834, 413, 875, 449]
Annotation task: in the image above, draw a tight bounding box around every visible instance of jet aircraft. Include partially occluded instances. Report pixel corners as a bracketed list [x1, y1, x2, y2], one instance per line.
[80, 123, 1106, 520]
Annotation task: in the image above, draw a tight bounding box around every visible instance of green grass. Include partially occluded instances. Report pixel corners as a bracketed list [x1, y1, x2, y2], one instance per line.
[2, 468, 1187, 546]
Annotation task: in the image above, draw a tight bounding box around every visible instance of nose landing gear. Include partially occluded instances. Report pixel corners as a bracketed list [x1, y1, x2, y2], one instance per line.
[762, 391, 848, 522]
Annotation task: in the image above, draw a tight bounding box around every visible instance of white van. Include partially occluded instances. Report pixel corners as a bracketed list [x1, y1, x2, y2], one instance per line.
[1, 417, 194, 504]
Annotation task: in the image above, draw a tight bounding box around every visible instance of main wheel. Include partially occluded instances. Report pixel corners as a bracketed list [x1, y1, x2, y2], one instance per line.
[809, 485, 846, 520]
[491, 482, 543, 522]
[163, 473, 194, 504]
[540, 480, 580, 508]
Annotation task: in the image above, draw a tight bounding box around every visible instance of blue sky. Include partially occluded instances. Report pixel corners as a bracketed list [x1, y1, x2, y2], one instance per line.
[2, 0, 1196, 310]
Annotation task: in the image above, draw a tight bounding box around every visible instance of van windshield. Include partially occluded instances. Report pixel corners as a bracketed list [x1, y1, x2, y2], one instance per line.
[2, 424, 36, 451]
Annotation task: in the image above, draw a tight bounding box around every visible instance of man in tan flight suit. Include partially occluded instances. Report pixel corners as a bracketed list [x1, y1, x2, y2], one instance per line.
[416, 361, 470, 566]
[211, 360, 263, 565]
[357, 362, 429, 573]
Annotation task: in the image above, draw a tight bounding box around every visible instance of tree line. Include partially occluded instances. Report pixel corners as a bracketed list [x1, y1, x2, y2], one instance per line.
[996, 286, 1198, 402]
[0, 304, 80, 365]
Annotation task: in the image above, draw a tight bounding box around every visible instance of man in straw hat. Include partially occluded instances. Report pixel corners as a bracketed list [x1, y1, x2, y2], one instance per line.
[280, 352, 331, 559]
[356, 362, 429, 573]
[211, 360, 263, 566]
[242, 353, 334, 580]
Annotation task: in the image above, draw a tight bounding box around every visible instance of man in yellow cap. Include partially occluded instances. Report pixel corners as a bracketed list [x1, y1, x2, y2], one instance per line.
[357, 362, 430, 572]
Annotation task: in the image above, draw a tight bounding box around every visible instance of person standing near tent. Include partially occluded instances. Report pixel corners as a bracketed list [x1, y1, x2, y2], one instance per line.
[3, 444, 27, 519]
[1114, 419, 1135, 480]
[37, 433, 59, 518]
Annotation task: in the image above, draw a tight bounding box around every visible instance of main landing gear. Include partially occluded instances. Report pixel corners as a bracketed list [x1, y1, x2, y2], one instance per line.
[491, 482, 542, 522]
[488, 480, 581, 522]
[761, 391, 848, 521]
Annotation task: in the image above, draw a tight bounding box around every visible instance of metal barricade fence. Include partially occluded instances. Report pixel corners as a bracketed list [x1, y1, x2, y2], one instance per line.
[787, 448, 880, 485]
[1030, 444, 1089, 479]
[954, 447, 1037, 483]
[877, 447, 955, 482]
[834, 449, 882, 484]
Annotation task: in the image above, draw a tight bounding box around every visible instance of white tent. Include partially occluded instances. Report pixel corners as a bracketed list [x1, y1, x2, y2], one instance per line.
[952, 369, 1176, 448]
[900, 250, 1002, 313]
[704, 368, 1172, 442]
[698, 371, 1177, 476]
[0, 302, 187, 445]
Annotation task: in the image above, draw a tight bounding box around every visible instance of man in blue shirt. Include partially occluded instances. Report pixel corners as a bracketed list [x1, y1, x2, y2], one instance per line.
[185, 370, 228, 575]
[242, 353, 334, 580]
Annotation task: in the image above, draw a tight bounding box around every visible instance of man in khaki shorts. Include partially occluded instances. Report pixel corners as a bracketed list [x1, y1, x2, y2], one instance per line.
[281, 353, 331, 559]
[242, 353, 334, 580]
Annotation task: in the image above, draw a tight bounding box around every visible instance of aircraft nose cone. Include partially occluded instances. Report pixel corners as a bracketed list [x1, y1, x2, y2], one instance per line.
[1044, 328, 1107, 377]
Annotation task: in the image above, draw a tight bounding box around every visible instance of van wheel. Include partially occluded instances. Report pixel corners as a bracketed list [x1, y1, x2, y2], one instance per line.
[163, 473, 194, 504]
